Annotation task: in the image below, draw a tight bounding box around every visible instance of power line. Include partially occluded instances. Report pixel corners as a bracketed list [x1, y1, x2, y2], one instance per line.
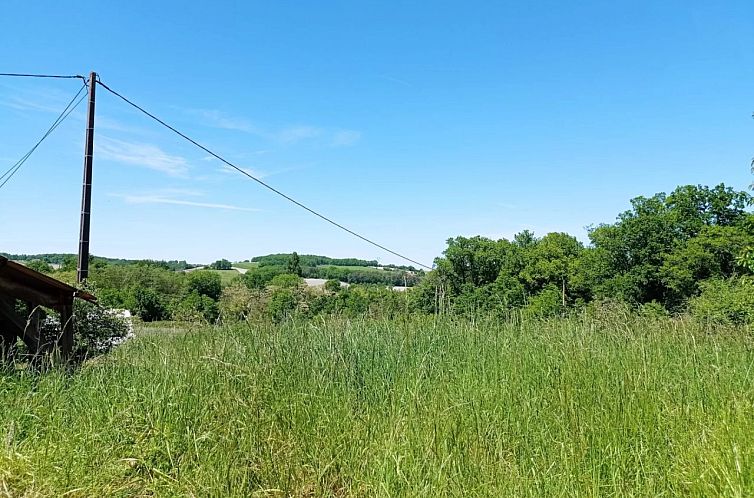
[0, 85, 88, 187]
[0, 72, 87, 81]
[96, 77, 433, 270]
[0, 82, 89, 190]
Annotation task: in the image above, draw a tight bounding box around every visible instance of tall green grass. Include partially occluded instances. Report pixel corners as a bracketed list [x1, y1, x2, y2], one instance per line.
[1, 315, 753, 496]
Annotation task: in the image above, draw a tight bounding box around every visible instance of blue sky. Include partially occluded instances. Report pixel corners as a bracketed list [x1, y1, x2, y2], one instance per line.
[1, 1, 752, 266]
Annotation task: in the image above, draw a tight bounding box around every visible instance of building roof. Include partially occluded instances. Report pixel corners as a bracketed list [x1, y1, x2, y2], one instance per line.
[0, 256, 96, 308]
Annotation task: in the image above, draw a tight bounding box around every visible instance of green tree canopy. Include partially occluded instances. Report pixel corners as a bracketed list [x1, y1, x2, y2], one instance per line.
[186, 271, 223, 301]
[287, 252, 303, 277]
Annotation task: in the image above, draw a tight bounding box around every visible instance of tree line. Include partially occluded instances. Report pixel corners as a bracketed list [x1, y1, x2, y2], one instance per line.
[251, 253, 380, 268]
[9, 182, 752, 327]
[409, 184, 753, 323]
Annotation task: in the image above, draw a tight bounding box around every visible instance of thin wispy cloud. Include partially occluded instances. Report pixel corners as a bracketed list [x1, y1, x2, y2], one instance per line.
[179, 107, 361, 147]
[217, 161, 317, 180]
[380, 74, 413, 87]
[218, 163, 268, 179]
[96, 136, 190, 177]
[95, 116, 147, 134]
[331, 130, 362, 147]
[0, 96, 64, 113]
[110, 189, 260, 212]
[183, 108, 259, 133]
[275, 125, 323, 144]
[0, 85, 87, 115]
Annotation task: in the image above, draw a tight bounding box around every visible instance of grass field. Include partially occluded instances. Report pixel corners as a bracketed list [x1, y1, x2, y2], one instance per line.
[232, 262, 259, 270]
[203, 269, 242, 285]
[324, 265, 383, 270]
[1, 316, 753, 496]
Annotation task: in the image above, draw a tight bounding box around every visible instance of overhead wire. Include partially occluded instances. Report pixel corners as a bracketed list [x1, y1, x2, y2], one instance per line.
[0, 81, 89, 190]
[96, 77, 433, 270]
[0, 72, 87, 82]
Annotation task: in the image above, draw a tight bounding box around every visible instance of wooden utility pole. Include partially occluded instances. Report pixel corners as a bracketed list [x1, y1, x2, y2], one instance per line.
[77, 71, 97, 283]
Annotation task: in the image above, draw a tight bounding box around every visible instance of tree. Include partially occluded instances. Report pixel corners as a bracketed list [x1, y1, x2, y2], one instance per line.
[270, 273, 302, 288]
[661, 225, 754, 305]
[689, 278, 754, 325]
[324, 279, 342, 293]
[738, 246, 754, 273]
[218, 283, 258, 322]
[287, 251, 302, 276]
[242, 266, 286, 289]
[25, 260, 52, 274]
[127, 287, 167, 322]
[61, 255, 77, 272]
[520, 232, 583, 306]
[174, 291, 219, 323]
[210, 259, 232, 270]
[186, 271, 222, 300]
[437, 236, 509, 291]
[587, 184, 752, 307]
[268, 288, 298, 322]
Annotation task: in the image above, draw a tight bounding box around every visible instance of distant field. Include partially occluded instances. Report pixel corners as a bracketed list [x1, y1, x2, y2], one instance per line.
[324, 264, 385, 271]
[1, 316, 753, 496]
[231, 262, 258, 270]
[203, 269, 241, 285]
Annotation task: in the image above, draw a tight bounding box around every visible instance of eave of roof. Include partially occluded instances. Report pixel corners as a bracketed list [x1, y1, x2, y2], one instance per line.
[0, 256, 96, 305]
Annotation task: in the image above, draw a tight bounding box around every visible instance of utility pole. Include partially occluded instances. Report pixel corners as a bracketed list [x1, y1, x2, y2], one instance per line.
[77, 71, 97, 283]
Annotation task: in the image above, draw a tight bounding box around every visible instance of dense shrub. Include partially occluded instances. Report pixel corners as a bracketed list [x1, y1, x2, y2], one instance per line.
[324, 279, 341, 293]
[242, 265, 286, 289]
[173, 291, 219, 323]
[210, 259, 232, 270]
[267, 288, 299, 322]
[186, 271, 222, 301]
[523, 286, 564, 318]
[72, 300, 130, 361]
[688, 277, 754, 325]
[127, 287, 168, 322]
[219, 283, 266, 322]
[638, 301, 669, 319]
[34, 300, 129, 362]
[24, 260, 53, 274]
[269, 273, 302, 288]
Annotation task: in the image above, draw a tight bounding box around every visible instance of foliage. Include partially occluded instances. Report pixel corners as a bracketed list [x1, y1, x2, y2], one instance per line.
[586, 184, 753, 307]
[637, 301, 670, 319]
[186, 271, 222, 301]
[267, 288, 299, 322]
[430, 183, 753, 317]
[522, 285, 564, 318]
[269, 273, 302, 289]
[241, 265, 286, 289]
[2, 253, 193, 271]
[324, 279, 341, 293]
[738, 245, 754, 273]
[24, 260, 53, 273]
[173, 291, 219, 323]
[71, 300, 130, 361]
[252, 253, 378, 268]
[9, 182, 750, 327]
[61, 255, 77, 272]
[24, 296, 129, 363]
[210, 259, 232, 270]
[218, 283, 264, 322]
[688, 277, 754, 325]
[127, 287, 168, 322]
[91, 263, 184, 300]
[303, 265, 419, 286]
[286, 252, 303, 276]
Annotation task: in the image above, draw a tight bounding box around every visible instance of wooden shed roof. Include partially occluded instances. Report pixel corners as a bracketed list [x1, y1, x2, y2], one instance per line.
[0, 256, 96, 308]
